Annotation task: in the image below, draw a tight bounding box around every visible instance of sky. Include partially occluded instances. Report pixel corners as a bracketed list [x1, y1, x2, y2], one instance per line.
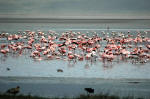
[0, 0, 150, 19]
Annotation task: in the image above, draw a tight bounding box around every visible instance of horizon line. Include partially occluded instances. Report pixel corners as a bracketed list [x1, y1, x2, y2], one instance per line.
[0, 18, 150, 20]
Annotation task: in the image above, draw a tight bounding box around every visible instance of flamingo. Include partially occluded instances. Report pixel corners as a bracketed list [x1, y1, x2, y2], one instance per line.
[0, 49, 9, 55]
[0, 44, 6, 49]
[0, 29, 150, 66]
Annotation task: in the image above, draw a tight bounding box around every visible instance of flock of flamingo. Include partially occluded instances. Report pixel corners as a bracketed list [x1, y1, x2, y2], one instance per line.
[0, 30, 150, 66]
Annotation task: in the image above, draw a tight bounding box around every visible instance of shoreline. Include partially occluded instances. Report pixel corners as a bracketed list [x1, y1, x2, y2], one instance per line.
[1, 76, 150, 83]
[0, 76, 150, 98]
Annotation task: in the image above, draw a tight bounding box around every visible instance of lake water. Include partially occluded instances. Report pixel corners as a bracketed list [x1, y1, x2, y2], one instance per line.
[0, 19, 150, 32]
[0, 19, 150, 78]
[0, 19, 150, 98]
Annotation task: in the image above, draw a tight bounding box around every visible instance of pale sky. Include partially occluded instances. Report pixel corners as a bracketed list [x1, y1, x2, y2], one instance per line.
[0, 0, 150, 19]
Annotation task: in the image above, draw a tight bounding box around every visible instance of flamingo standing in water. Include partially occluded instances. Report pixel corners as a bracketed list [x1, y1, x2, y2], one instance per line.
[0, 49, 9, 55]
[0, 30, 150, 66]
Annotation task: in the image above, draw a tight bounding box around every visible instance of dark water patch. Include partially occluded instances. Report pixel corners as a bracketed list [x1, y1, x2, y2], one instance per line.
[127, 82, 140, 84]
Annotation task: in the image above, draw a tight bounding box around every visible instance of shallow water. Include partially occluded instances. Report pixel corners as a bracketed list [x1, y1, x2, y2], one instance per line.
[0, 19, 150, 98]
[0, 52, 150, 79]
[0, 29, 150, 79]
